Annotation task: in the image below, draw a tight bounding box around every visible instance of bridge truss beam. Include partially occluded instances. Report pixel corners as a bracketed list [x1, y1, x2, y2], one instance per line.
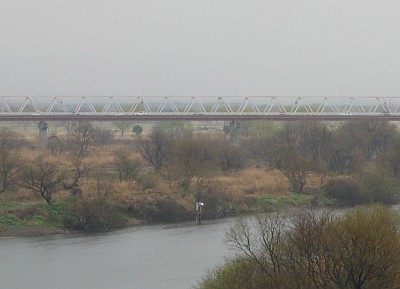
[0, 96, 398, 120]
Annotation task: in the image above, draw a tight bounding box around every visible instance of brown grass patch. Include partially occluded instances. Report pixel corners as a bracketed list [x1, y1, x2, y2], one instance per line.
[213, 168, 289, 203]
[1, 189, 43, 202]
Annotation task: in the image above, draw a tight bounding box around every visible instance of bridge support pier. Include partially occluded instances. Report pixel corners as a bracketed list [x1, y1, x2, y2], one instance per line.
[38, 120, 48, 147]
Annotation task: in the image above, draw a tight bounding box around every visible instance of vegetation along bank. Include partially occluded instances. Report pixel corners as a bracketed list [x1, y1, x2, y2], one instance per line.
[197, 205, 400, 289]
[1, 118, 399, 236]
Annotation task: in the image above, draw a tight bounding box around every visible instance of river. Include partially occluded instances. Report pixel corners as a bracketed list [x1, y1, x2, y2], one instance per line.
[0, 218, 237, 289]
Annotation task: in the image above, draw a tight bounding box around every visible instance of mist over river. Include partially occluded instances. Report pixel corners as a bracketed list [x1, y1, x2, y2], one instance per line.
[0, 218, 237, 289]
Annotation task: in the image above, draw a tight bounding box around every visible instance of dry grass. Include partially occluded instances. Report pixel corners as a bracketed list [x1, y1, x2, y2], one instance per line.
[0, 189, 42, 202]
[307, 172, 330, 188]
[214, 168, 289, 200]
[84, 145, 142, 168]
[103, 181, 141, 205]
[9, 137, 323, 211]
[209, 168, 327, 208]
[202, 168, 289, 208]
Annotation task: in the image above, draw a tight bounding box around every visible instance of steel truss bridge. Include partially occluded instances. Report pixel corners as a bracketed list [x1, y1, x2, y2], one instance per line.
[0, 96, 399, 121]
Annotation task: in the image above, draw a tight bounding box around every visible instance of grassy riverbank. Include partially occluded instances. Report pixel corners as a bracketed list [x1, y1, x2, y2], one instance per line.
[0, 169, 331, 237]
[2, 119, 399, 237]
[1, 164, 397, 237]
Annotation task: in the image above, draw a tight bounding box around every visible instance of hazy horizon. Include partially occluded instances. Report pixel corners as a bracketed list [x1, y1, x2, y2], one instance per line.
[2, 0, 400, 97]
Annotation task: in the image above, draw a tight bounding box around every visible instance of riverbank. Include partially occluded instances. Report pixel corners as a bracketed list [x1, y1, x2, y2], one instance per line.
[0, 191, 330, 238]
[0, 226, 68, 238]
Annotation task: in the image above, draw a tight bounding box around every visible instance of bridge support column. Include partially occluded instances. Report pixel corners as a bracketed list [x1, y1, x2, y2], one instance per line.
[223, 121, 241, 145]
[38, 120, 48, 147]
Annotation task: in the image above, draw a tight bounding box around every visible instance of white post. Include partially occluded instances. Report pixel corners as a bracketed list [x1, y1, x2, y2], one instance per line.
[195, 202, 204, 224]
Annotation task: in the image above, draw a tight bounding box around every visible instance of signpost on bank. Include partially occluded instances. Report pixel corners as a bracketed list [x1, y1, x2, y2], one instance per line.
[196, 202, 204, 224]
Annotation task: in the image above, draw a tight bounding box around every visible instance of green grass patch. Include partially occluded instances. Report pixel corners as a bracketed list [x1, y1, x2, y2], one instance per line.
[46, 201, 70, 223]
[0, 214, 26, 227]
[0, 200, 31, 211]
[25, 216, 55, 228]
[0, 200, 67, 232]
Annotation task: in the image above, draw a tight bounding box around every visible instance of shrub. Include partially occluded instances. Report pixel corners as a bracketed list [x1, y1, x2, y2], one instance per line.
[138, 173, 158, 190]
[219, 144, 246, 173]
[114, 153, 141, 182]
[357, 170, 400, 205]
[323, 176, 369, 206]
[196, 259, 256, 289]
[200, 206, 400, 289]
[197, 184, 232, 218]
[127, 198, 192, 223]
[62, 197, 126, 232]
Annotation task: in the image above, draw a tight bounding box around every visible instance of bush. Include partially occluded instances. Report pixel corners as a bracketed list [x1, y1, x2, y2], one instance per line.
[127, 198, 192, 223]
[199, 206, 400, 289]
[219, 144, 246, 173]
[323, 176, 369, 206]
[196, 259, 256, 289]
[138, 173, 158, 190]
[197, 184, 233, 218]
[62, 197, 126, 232]
[357, 170, 400, 205]
[370, 179, 400, 204]
[113, 150, 141, 182]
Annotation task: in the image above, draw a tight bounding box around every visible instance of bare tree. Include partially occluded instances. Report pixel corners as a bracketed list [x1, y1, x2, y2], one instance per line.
[61, 121, 75, 135]
[68, 121, 96, 156]
[219, 141, 246, 173]
[63, 155, 89, 195]
[47, 135, 63, 154]
[138, 126, 169, 171]
[223, 206, 400, 289]
[166, 137, 217, 191]
[0, 128, 22, 192]
[0, 127, 18, 150]
[94, 128, 114, 145]
[114, 121, 130, 136]
[21, 157, 64, 205]
[0, 149, 20, 192]
[113, 149, 141, 182]
[272, 143, 314, 193]
[330, 119, 399, 172]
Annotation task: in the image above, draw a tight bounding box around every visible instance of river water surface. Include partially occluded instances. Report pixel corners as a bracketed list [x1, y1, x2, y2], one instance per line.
[0, 218, 237, 289]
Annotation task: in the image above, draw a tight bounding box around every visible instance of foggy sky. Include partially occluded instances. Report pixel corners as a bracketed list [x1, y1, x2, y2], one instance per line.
[1, 0, 400, 97]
